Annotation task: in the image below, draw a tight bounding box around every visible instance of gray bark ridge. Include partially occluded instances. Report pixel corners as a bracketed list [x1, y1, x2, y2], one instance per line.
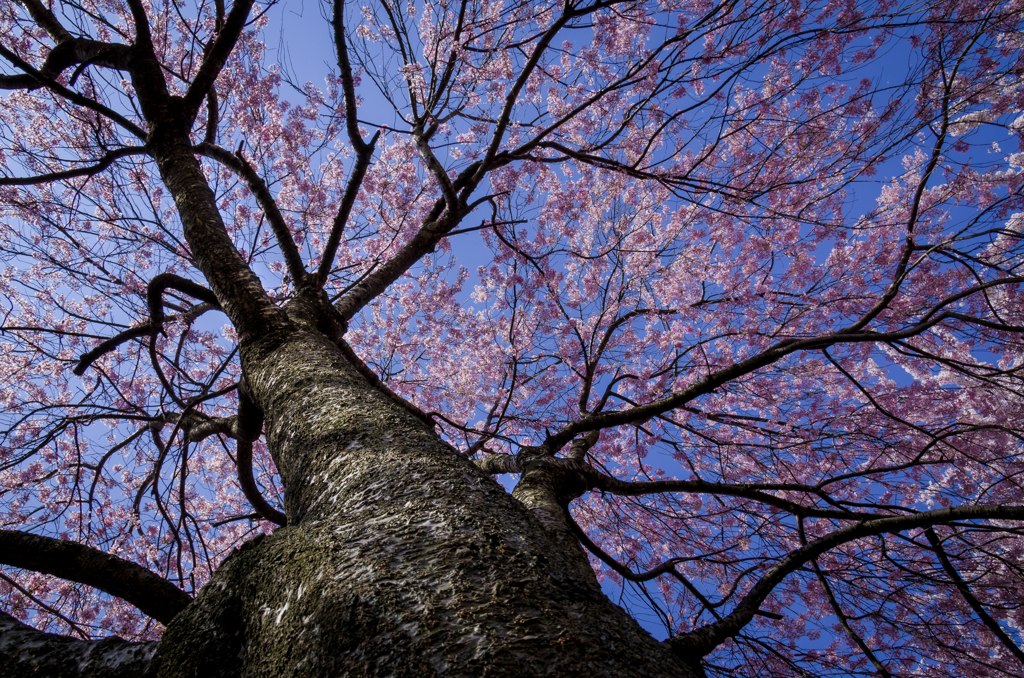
[144, 326, 698, 677]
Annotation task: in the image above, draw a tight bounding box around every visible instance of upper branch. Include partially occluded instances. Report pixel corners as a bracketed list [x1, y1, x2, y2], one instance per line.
[146, 273, 220, 332]
[180, 0, 257, 125]
[194, 142, 307, 284]
[316, 131, 380, 282]
[925, 527, 1024, 665]
[587, 471, 874, 521]
[544, 275, 1024, 451]
[477, 454, 876, 520]
[0, 147, 148, 186]
[73, 302, 219, 376]
[166, 381, 286, 526]
[17, 0, 72, 43]
[477, 2, 576, 173]
[236, 439, 287, 526]
[313, 0, 387, 283]
[332, 0, 369, 156]
[128, 21, 292, 345]
[0, 38, 132, 90]
[332, 157, 499, 322]
[0, 43, 145, 140]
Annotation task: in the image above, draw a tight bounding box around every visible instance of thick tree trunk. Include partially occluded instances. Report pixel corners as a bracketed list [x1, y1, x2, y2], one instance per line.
[143, 326, 696, 677]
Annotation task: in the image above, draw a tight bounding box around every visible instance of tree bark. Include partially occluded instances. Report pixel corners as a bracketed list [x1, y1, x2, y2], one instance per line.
[0, 611, 158, 677]
[139, 325, 696, 677]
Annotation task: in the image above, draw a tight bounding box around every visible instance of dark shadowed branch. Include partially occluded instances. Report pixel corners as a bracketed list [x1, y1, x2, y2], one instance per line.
[193, 142, 307, 285]
[0, 35, 132, 90]
[235, 439, 287, 526]
[0, 147, 149, 186]
[0, 42, 145, 139]
[802, 519, 895, 677]
[0, 610, 158, 676]
[74, 324, 155, 376]
[669, 506, 1024, 659]
[925, 527, 1024, 665]
[146, 273, 220, 332]
[0, 530, 191, 624]
[335, 338, 436, 428]
[73, 301, 220, 375]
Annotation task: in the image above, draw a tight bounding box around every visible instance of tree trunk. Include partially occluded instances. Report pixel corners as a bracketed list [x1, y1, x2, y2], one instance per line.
[141, 325, 696, 677]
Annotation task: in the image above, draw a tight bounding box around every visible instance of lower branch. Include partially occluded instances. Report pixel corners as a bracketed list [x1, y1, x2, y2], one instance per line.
[74, 324, 154, 375]
[0, 530, 190, 625]
[236, 439, 286, 526]
[0, 610, 158, 677]
[668, 505, 1024, 659]
[809, 558, 893, 676]
[567, 511, 777, 626]
[567, 512, 689, 582]
[474, 453, 521, 475]
[925, 527, 1024, 665]
[74, 303, 219, 376]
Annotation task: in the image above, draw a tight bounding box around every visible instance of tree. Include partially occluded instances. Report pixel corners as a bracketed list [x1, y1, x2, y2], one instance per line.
[0, 0, 1023, 674]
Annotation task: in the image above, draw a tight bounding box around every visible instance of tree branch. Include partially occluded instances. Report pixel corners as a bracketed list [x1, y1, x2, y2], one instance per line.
[0, 38, 133, 90]
[587, 471, 873, 521]
[0, 530, 191, 625]
[167, 382, 286, 526]
[544, 275, 1024, 451]
[480, 454, 878, 521]
[567, 511, 688, 583]
[17, 0, 73, 43]
[193, 142, 307, 284]
[335, 338, 436, 428]
[0, 610, 158, 676]
[203, 87, 219, 145]
[128, 11, 293, 348]
[331, 158, 495, 322]
[669, 505, 1024, 659]
[73, 324, 154, 376]
[236, 439, 287, 526]
[331, 0, 368, 156]
[180, 0, 257, 127]
[0, 147, 148, 186]
[474, 453, 521, 475]
[73, 302, 219, 375]
[0, 43, 146, 140]
[146, 273, 220, 333]
[925, 527, 1024, 665]
[803, 520, 894, 677]
[316, 130, 380, 282]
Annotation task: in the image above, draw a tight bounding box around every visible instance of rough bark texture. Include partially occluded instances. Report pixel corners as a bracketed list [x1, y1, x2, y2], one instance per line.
[141, 324, 697, 677]
[0, 612, 158, 677]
